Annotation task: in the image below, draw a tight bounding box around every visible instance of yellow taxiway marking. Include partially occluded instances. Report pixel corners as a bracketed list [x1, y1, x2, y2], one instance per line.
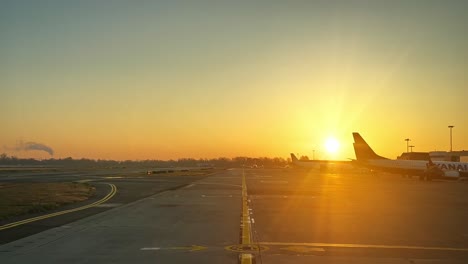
[225, 244, 269, 253]
[240, 253, 254, 263]
[241, 170, 251, 245]
[241, 170, 254, 264]
[141, 242, 468, 255]
[169, 245, 207, 251]
[140, 245, 207, 252]
[281, 246, 325, 253]
[0, 183, 117, 231]
[261, 242, 468, 252]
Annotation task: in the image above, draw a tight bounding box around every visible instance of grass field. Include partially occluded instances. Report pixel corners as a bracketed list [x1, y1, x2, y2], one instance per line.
[0, 182, 95, 220]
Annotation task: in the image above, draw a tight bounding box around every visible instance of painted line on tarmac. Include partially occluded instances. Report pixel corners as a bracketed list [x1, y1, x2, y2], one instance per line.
[240, 170, 254, 264]
[241, 170, 252, 245]
[75, 179, 95, 183]
[240, 253, 254, 263]
[138, 241, 468, 255]
[226, 244, 269, 253]
[0, 183, 117, 231]
[140, 245, 207, 252]
[280, 245, 325, 254]
[260, 242, 468, 252]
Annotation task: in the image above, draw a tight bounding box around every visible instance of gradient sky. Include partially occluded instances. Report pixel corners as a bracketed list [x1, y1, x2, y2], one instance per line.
[1, 1, 467, 160]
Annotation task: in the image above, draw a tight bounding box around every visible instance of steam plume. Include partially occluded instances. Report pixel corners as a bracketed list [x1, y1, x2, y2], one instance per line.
[14, 141, 54, 156]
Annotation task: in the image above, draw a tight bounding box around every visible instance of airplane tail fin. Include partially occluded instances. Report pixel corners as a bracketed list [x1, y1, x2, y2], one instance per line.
[290, 153, 299, 162]
[352, 133, 387, 161]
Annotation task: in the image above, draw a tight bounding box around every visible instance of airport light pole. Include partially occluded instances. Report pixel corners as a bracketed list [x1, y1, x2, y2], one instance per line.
[448, 125, 454, 152]
[405, 138, 410, 153]
[409, 145, 415, 152]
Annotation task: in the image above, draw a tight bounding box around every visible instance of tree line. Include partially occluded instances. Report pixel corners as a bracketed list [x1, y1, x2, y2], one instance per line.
[0, 153, 290, 168]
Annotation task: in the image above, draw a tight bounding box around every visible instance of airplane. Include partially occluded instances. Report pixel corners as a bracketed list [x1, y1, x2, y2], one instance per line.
[352, 132, 468, 180]
[290, 153, 353, 171]
[290, 153, 320, 169]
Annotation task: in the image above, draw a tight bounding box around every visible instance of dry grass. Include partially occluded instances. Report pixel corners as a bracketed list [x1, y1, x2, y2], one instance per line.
[0, 182, 95, 220]
[0, 168, 59, 173]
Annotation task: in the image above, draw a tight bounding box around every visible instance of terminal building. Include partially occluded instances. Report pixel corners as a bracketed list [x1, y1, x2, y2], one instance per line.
[397, 151, 468, 162]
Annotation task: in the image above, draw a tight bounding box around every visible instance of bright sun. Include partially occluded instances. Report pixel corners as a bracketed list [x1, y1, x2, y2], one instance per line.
[325, 137, 340, 154]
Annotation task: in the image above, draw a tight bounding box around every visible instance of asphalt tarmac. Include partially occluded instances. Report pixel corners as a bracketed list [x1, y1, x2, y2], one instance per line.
[1, 168, 468, 263]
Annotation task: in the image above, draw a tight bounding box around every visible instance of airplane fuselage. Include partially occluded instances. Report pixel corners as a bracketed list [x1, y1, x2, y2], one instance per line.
[359, 159, 468, 178]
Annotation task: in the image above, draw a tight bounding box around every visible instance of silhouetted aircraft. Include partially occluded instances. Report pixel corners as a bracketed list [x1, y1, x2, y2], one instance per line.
[352, 132, 468, 180]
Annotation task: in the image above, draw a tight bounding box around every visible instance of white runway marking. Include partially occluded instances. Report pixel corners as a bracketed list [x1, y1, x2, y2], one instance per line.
[140, 247, 161, 250]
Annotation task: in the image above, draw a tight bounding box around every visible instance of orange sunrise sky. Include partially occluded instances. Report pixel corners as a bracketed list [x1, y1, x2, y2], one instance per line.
[1, 1, 467, 160]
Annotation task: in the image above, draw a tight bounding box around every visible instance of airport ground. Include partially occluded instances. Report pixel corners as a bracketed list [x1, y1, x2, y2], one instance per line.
[1, 168, 468, 263]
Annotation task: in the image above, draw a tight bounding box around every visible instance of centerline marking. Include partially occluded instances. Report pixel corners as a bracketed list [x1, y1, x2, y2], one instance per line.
[241, 170, 252, 245]
[240, 169, 254, 264]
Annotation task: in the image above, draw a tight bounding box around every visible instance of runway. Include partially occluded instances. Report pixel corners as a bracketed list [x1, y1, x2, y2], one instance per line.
[2, 168, 468, 263]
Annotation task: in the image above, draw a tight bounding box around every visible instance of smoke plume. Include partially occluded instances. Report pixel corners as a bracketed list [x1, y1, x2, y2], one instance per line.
[14, 141, 54, 156]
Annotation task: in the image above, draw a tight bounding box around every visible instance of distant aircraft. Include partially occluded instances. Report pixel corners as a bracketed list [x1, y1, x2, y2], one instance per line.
[352, 132, 468, 180]
[290, 153, 353, 171]
[290, 153, 320, 169]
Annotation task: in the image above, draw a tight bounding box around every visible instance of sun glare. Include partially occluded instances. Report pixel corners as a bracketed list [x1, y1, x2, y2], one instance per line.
[325, 137, 340, 154]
